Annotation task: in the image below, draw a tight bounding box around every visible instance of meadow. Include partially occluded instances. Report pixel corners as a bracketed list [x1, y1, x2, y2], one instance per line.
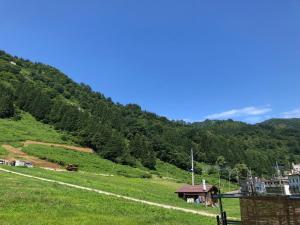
[0, 113, 74, 144]
[0, 145, 7, 156]
[0, 171, 216, 225]
[22, 145, 151, 179]
[0, 113, 241, 224]
[5, 145, 239, 217]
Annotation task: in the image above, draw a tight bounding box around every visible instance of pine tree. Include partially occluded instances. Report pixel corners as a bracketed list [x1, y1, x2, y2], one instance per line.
[0, 95, 14, 118]
[0, 82, 15, 118]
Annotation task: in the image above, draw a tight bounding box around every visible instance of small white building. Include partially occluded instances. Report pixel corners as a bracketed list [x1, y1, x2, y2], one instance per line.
[289, 174, 300, 195]
[14, 160, 26, 167]
[0, 159, 10, 165]
[292, 163, 300, 174]
[265, 177, 291, 196]
[13, 160, 33, 168]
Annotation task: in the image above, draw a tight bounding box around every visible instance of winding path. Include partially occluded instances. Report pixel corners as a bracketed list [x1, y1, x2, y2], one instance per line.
[23, 141, 94, 153]
[0, 168, 239, 220]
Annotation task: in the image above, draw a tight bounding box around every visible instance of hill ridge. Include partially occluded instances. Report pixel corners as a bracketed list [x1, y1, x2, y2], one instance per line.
[0, 50, 300, 176]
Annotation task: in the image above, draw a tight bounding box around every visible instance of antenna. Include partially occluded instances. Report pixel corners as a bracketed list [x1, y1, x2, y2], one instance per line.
[276, 161, 284, 195]
[191, 148, 195, 186]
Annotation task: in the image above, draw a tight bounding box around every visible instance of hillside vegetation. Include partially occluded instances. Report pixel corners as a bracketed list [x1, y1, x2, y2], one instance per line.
[0, 50, 300, 177]
[0, 112, 75, 145]
[0, 112, 240, 219]
[0, 172, 216, 225]
[261, 118, 300, 131]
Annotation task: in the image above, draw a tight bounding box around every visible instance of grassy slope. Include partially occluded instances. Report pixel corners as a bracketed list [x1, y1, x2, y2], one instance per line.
[23, 145, 152, 178]
[0, 113, 74, 144]
[0, 114, 241, 223]
[0, 172, 215, 225]
[12, 144, 241, 218]
[0, 146, 7, 156]
[23, 144, 238, 188]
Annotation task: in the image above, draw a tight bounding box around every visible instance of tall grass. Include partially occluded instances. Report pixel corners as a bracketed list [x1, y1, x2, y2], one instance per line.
[0, 172, 216, 225]
[23, 145, 151, 178]
[0, 113, 74, 144]
[0, 146, 7, 156]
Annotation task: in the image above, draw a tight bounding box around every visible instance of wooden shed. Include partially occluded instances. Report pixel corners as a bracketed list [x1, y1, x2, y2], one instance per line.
[175, 184, 219, 206]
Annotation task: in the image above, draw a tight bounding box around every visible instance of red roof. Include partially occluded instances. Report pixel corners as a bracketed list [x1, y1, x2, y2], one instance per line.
[175, 185, 215, 193]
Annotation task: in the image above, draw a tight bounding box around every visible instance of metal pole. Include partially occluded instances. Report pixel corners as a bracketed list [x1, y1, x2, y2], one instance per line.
[219, 166, 221, 190]
[191, 148, 194, 186]
[219, 190, 224, 223]
[216, 215, 221, 225]
[228, 170, 231, 191]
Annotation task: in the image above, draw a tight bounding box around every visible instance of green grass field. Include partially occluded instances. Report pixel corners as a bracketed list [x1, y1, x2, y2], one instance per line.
[22, 145, 151, 178]
[0, 145, 7, 156]
[3, 165, 241, 219]
[0, 113, 74, 144]
[22, 144, 239, 189]
[0, 171, 216, 225]
[0, 113, 241, 224]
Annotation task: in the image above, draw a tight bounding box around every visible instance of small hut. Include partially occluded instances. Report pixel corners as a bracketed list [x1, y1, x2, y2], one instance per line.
[175, 183, 218, 206]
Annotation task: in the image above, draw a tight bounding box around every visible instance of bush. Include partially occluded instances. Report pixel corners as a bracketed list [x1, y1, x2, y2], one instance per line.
[208, 166, 219, 175]
[140, 173, 152, 179]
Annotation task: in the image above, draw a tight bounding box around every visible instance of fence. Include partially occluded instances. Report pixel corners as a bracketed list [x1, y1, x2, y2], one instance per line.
[240, 196, 300, 225]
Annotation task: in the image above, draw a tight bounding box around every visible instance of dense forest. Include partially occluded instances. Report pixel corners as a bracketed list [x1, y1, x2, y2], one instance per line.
[0, 50, 300, 178]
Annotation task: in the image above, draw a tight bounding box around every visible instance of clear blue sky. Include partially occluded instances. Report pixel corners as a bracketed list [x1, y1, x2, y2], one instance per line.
[1, 0, 299, 123]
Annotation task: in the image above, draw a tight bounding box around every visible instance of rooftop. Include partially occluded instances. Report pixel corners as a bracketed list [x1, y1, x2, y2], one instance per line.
[175, 185, 215, 193]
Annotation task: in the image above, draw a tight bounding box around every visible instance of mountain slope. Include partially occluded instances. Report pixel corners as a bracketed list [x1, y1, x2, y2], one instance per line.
[261, 118, 300, 131]
[0, 171, 216, 225]
[0, 50, 300, 176]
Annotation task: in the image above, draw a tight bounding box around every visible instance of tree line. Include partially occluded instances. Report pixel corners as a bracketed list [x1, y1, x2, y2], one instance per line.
[0, 50, 300, 176]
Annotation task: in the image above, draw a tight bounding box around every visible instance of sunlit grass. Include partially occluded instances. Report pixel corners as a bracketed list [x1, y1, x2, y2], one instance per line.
[0, 172, 216, 225]
[0, 113, 74, 144]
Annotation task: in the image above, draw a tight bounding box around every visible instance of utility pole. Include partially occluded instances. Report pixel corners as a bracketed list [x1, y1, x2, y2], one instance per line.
[276, 161, 284, 195]
[191, 148, 195, 186]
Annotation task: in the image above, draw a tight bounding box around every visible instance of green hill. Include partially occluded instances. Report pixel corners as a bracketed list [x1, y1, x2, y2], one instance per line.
[261, 118, 300, 131]
[0, 112, 75, 145]
[0, 113, 239, 224]
[0, 50, 300, 177]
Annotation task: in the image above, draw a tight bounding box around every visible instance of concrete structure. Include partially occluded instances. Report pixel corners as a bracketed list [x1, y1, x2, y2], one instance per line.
[264, 177, 291, 195]
[288, 174, 300, 194]
[240, 177, 266, 195]
[254, 178, 266, 194]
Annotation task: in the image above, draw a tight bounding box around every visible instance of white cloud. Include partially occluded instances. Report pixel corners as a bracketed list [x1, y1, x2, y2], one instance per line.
[281, 108, 300, 118]
[204, 105, 272, 120]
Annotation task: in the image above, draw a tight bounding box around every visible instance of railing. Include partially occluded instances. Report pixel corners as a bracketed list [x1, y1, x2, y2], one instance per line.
[213, 191, 242, 225]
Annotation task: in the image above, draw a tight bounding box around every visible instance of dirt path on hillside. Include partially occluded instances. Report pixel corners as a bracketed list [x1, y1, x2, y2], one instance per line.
[1, 144, 61, 169]
[23, 141, 94, 153]
[0, 168, 239, 220]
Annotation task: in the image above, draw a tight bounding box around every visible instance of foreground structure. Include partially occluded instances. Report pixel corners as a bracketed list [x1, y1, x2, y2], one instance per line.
[240, 195, 300, 225]
[175, 183, 219, 206]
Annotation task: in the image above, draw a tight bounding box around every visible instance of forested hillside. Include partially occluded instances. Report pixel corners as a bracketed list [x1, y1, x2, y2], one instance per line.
[1, 50, 299, 177]
[261, 118, 300, 131]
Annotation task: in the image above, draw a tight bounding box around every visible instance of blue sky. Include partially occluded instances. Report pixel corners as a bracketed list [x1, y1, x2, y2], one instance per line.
[1, 0, 299, 123]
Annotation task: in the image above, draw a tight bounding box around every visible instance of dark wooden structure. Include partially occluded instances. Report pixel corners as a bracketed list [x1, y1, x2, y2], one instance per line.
[66, 164, 78, 171]
[240, 196, 300, 225]
[175, 184, 218, 205]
